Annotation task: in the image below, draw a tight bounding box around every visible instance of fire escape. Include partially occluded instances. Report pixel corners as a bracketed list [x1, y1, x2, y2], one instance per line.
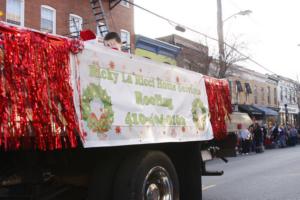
[69, 0, 124, 38]
[89, 0, 110, 37]
[89, 0, 125, 37]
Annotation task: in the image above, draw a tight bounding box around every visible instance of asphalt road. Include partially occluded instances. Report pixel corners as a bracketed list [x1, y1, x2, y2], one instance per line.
[202, 145, 300, 200]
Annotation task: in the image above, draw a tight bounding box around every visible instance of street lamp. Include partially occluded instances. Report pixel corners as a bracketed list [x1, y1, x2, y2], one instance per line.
[217, 0, 252, 78]
[175, 25, 186, 32]
[174, 9, 252, 33]
[223, 10, 252, 23]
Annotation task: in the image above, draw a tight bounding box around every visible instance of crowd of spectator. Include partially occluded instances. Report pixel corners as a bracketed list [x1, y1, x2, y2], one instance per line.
[237, 122, 300, 155]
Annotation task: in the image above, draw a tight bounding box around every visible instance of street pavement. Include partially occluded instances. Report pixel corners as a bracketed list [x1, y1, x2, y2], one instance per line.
[202, 145, 300, 200]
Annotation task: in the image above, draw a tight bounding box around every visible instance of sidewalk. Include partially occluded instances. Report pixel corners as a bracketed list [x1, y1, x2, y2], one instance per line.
[236, 142, 299, 157]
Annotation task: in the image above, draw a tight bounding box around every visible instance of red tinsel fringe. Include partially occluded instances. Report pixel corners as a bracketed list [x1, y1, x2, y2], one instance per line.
[0, 23, 82, 151]
[204, 76, 232, 140]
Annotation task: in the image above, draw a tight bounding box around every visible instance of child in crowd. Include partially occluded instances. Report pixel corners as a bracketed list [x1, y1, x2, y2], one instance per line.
[103, 32, 122, 51]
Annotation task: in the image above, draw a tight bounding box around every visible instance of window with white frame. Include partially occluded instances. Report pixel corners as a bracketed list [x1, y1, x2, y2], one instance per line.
[280, 86, 283, 101]
[96, 23, 108, 37]
[69, 14, 83, 37]
[267, 86, 271, 104]
[120, 29, 130, 52]
[261, 87, 265, 103]
[120, 0, 130, 8]
[254, 85, 258, 104]
[6, 0, 24, 26]
[274, 88, 277, 105]
[41, 5, 56, 34]
[228, 80, 232, 97]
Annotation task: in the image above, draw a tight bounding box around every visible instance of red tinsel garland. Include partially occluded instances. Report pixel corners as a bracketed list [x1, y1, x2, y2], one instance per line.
[0, 23, 82, 151]
[204, 76, 232, 140]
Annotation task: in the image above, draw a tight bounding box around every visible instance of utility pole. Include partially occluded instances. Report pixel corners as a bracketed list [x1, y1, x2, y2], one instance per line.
[217, 0, 226, 78]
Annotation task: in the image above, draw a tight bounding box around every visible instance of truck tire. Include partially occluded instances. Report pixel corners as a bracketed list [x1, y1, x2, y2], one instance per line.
[113, 151, 179, 200]
[87, 155, 120, 200]
[169, 142, 203, 200]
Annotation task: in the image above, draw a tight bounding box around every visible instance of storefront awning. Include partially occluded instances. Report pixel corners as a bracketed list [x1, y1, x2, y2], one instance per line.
[238, 105, 264, 118]
[226, 112, 253, 132]
[253, 105, 278, 116]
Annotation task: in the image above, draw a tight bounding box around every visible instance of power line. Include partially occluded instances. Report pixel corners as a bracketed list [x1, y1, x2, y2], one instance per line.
[125, 0, 218, 42]
[125, 0, 276, 75]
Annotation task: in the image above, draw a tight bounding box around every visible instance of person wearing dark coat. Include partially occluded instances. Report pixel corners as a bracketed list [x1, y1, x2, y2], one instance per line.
[253, 123, 264, 153]
[271, 125, 279, 144]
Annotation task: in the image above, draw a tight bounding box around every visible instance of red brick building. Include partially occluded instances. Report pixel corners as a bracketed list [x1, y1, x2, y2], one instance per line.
[158, 34, 212, 75]
[0, 0, 134, 50]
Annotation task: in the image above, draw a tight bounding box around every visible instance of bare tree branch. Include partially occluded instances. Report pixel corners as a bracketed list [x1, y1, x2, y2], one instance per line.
[215, 36, 250, 78]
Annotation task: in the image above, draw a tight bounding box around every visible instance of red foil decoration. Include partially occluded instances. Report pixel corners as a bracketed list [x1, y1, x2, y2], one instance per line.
[0, 23, 82, 151]
[204, 76, 232, 140]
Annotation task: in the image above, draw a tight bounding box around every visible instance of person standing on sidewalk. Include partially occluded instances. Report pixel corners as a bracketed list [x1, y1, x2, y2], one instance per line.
[240, 128, 251, 154]
[248, 125, 255, 152]
[271, 125, 279, 146]
[278, 125, 287, 148]
[253, 122, 264, 153]
[289, 125, 298, 146]
[262, 124, 267, 145]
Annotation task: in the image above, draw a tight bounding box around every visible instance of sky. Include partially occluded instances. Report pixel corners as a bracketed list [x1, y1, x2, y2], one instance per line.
[134, 0, 300, 81]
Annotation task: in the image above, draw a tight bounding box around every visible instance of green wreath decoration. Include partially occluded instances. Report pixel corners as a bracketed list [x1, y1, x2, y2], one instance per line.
[82, 83, 114, 133]
[191, 98, 207, 131]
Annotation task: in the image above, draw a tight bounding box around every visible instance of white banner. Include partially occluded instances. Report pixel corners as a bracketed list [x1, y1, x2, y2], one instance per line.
[279, 105, 299, 114]
[71, 43, 213, 148]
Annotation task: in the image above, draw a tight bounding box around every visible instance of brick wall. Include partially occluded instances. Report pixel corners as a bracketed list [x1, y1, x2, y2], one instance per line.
[158, 34, 211, 74]
[176, 46, 211, 74]
[0, 0, 134, 49]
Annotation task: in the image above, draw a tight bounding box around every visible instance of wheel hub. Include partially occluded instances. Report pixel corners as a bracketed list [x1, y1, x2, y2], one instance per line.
[146, 183, 160, 200]
[143, 166, 173, 200]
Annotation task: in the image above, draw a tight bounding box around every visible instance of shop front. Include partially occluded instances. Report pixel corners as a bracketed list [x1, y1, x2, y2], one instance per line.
[252, 105, 279, 127]
[279, 104, 299, 126]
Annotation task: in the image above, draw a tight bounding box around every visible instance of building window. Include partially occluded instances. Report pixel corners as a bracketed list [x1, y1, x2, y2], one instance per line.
[232, 81, 236, 94]
[41, 5, 56, 34]
[96, 23, 108, 37]
[284, 88, 288, 100]
[228, 81, 232, 96]
[274, 88, 277, 105]
[69, 14, 83, 37]
[6, 0, 24, 26]
[267, 86, 271, 105]
[254, 85, 258, 104]
[183, 59, 191, 70]
[120, 29, 130, 52]
[280, 86, 283, 101]
[120, 0, 130, 8]
[245, 83, 252, 94]
[261, 87, 265, 103]
[235, 80, 243, 92]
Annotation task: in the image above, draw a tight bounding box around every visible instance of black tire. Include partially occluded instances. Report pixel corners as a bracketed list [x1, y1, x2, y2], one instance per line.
[113, 151, 180, 200]
[169, 142, 202, 200]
